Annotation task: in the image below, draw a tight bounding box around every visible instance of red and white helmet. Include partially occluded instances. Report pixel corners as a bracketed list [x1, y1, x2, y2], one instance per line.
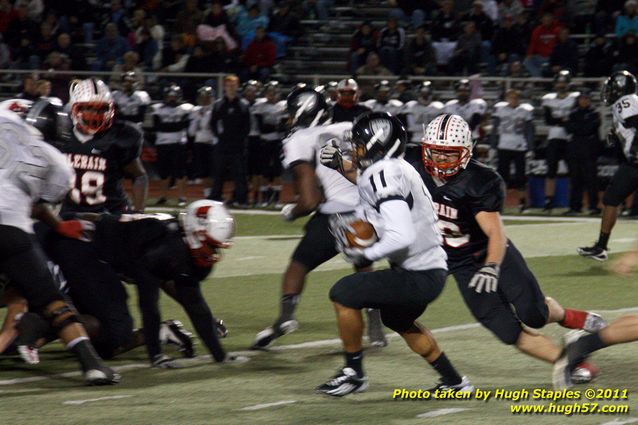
[69, 78, 114, 135]
[0, 98, 33, 118]
[422, 114, 473, 179]
[179, 200, 235, 268]
[337, 78, 359, 107]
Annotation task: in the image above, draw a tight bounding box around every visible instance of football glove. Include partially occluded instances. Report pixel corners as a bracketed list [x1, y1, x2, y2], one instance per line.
[320, 139, 344, 172]
[55, 220, 95, 242]
[328, 213, 358, 252]
[152, 354, 182, 369]
[468, 262, 500, 294]
[605, 131, 620, 149]
[525, 150, 535, 161]
[342, 246, 369, 267]
[281, 203, 296, 221]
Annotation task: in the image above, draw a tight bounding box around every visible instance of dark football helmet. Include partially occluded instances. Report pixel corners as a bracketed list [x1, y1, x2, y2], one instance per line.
[351, 111, 407, 170]
[286, 86, 329, 128]
[197, 85, 214, 105]
[121, 71, 138, 92]
[455, 79, 470, 102]
[554, 69, 571, 93]
[419, 80, 433, 101]
[164, 84, 182, 106]
[25, 99, 63, 141]
[602, 70, 637, 106]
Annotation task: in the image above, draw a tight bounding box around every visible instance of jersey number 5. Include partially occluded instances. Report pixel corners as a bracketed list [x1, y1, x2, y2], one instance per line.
[69, 171, 106, 205]
[617, 99, 631, 114]
[437, 219, 470, 248]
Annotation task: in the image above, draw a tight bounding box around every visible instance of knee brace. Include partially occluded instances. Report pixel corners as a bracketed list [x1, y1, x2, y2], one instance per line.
[44, 300, 80, 331]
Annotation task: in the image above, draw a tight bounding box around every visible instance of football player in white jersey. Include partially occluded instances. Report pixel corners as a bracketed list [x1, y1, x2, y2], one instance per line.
[253, 81, 288, 206]
[491, 89, 535, 212]
[362, 80, 403, 115]
[540, 70, 579, 212]
[444, 79, 487, 139]
[111, 71, 151, 129]
[316, 111, 473, 397]
[579, 70, 638, 261]
[401, 81, 444, 163]
[152, 84, 193, 207]
[0, 104, 119, 384]
[188, 86, 217, 197]
[242, 80, 266, 206]
[252, 86, 386, 349]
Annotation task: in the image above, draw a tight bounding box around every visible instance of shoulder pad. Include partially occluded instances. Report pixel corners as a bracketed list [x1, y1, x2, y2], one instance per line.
[465, 161, 503, 195]
[542, 93, 557, 101]
[134, 90, 151, 104]
[150, 103, 162, 111]
[180, 103, 194, 112]
[568, 91, 580, 99]
[112, 121, 143, 148]
[430, 101, 445, 109]
[389, 99, 403, 107]
[402, 100, 417, 108]
[494, 101, 508, 109]
[445, 99, 458, 106]
[471, 98, 487, 106]
[520, 103, 534, 112]
[363, 99, 376, 108]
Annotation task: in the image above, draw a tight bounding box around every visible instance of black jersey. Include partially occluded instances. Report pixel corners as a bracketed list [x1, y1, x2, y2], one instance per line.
[414, 159, 505, 264]
[331, 104, 371, 123]
[93, 214, 211, 286]
[55, 119, 143, 214]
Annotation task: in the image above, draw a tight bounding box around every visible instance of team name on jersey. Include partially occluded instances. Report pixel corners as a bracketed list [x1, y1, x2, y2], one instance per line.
[433, 201, 458, 220]
[65, 153, 107, 171]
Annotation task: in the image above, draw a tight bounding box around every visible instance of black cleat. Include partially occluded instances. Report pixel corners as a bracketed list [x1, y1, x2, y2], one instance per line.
[577, 245, 608, 261]
[160, 320, 195, 358]
[85, 366, 121, 385]
[316, 367, 369, 397]
[428, 376, 475, 394]
[251, 320, 298, 350]
[216, 319, 228, 338]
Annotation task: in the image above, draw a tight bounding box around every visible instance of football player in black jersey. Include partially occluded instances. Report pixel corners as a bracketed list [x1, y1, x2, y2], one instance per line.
[417, 114, 606, 382]
[331, 78, 371, 123]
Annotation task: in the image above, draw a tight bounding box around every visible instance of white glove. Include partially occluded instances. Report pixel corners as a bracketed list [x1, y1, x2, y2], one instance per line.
[152, 354, 182, 369]
[320, 139, 343, 171]
[525, 150, 535, 161]
[281, 204, 296, 221]
[487, 148, 497, 164]
[468, 263, 500, 294]
[343, 246, 369, 266]
[329, 213, 358, 252]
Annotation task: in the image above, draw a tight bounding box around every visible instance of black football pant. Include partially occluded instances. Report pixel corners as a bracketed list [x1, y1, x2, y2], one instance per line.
[450, 241, 548, 345]
[209, 150, 248, 204]
[567, 157, 599, 211]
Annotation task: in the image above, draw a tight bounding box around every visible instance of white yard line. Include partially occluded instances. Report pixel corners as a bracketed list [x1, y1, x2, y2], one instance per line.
[416, 408, 472, 418]
[240, 400, 297, 411]
[600, 418, 638, 425]
[63, 395, 133, 405]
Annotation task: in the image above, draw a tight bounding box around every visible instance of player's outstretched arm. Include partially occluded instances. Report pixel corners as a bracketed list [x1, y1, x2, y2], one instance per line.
[124, 158, 148, 212]
[475, 211, 507, 266]
[285, 162, 323, 220]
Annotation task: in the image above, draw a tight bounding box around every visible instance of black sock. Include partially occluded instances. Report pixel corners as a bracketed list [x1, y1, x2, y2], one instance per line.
[69, 339, 103, 372]
[429, 352, 462, 386]
[276, 294, 299, 326]
[597, 232, 610, 249]
[545, 196, 553, 207]
[572, 333, 607, 361]
[519, 197, 526, 205]
[345, 350, 364, 376]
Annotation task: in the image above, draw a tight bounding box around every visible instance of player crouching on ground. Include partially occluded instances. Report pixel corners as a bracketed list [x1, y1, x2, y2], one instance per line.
[417, 114, 605, 384]
[317, 112, 473, 397]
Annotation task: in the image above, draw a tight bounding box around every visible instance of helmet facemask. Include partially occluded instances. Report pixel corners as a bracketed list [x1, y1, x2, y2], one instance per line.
[71, 101, 114, 135]
[422, 144, 471, 179]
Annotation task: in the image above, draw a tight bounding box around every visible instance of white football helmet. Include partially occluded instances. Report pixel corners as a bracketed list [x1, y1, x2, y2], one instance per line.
[337, 78, 359, 107]
[68, 78, 114, 135]
[179, 200, 235, 268]
[422, 114, 473, 179]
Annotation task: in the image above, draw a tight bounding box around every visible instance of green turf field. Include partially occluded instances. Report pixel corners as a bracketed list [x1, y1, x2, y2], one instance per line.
[2, 214, 638, 425]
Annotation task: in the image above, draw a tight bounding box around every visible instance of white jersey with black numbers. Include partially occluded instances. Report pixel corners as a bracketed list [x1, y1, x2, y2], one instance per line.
[492, 102, 534, 151]
[281, 121, 359, 214]
[541, 91, 579, 140]
[358, 158, 447, 271]
[612, 93, 638, 160]
[248, 97, 266, 137]
[188, 104, 216, 145]
[152, 103, 193, 145]
[0, 110, 74, 233]
[112, 90, 150, 125]
[401, 100, 444, 145]
[363, 99, 404, 116]
[253, 99, 287, 141]
[444, 98, 487, 123]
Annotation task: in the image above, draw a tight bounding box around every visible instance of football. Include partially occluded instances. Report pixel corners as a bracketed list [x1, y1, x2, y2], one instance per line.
[344, 220, 378, 248]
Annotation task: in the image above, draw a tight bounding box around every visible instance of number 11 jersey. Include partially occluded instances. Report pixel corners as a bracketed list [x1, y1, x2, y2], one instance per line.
[55, 119, 143, 214]
[413, 158, 505, 265]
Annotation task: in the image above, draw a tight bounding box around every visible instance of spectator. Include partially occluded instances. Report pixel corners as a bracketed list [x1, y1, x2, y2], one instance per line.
[481, 0, 499, 21]
[135, 28, 159, 70]
[613, 31, 638, 73]
[539, 0, 567, 23]
[431, 0, 460, 66]
[0, 34, 10, 69]
[200, 1, 238, 50]
[237, 4, 269, 45]
[377, 17, 405, 75]
[94, 22, 130, 71]
[504, 60, 533, 97]
[498, 0, 523, 22]
[349, 21, 378, 74]
[53, 0, 97, 43]
[523, 13, 561, 77]
[448, 21, 482, 75]
[595, 0, 625, 34]
[405, 25, 436, 75]
[492, 14, 524, 75]
[267, 2, 301, 58]
[5, 4, 38, 51]
[54, 32, 87, 70]
[616, 0, 638, 38]
[302, 0, 335, 21]
[388, 0, 438, 28]
[584, 33, 612, 77]
[549, 28, 579, 75]
[0, 0, 16, 34]
[161, 34, 190, 72]
[175, 0, 203, 34]
[468, 0, 495, 73]
[209, 74, 250, 206]
[34, 22, 57, 67]
[355, 52, 392, 97]
[14, 0, 43, 22]
[102, 0, 130, 36]
[243, 26, 277, 81]
[111, 51, 145, 90]
[565, 90, 601, 215]
[566, 0, 595, 33]
[17, 75, 39, 101]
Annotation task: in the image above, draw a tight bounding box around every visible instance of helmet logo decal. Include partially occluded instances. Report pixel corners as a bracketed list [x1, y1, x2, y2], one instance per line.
[368, 118, 391, 148]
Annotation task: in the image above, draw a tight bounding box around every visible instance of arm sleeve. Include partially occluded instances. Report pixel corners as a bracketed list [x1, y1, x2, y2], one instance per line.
[363, 199, 415, 261]
[525, 120, 535, 150]
[468, 113, 482, 131]
[490, 115, 500, 148]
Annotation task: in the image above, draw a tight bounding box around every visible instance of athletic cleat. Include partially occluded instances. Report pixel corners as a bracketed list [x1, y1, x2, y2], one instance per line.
[582, 312, 607, 333]
[366, 309, 388, 347]
[160, 320, 195, 358]
[572, 361, 599, 384]
[216, 319, 228, 338]
[577, 245, 608, 261]
[223, 353, 250, 364]
[428, 376, 475, 395]
[316, 367, 369, 397]
[84, 366, 121, 385]
[554, 331, 589, 389]
[251, 319, 299, 350]
[17, 345, 39, 365]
